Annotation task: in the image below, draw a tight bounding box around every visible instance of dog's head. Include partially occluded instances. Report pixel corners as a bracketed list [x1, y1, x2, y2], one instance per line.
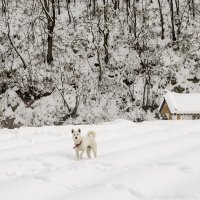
[71, 128, 82, 143]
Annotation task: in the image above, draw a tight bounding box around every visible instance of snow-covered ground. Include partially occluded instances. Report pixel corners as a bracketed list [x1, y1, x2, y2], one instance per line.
[0, 119, 200, 200]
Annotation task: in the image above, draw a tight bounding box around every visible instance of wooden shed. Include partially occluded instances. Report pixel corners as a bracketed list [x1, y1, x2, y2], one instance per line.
[159, 90, 200, 120]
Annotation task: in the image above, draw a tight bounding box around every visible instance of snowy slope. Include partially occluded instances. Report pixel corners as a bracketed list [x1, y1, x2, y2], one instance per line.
[0, 120, 200, 200]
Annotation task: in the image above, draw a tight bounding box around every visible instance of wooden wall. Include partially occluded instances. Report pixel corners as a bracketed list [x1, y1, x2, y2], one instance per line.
[160, 101, 172, 120]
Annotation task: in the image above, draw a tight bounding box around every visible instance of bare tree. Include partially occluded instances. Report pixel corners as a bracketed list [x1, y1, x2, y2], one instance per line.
[57, 0, 61, 15]
[174, 0, 180, 15]
[169, 0, 176, 41]
[191, 0, 195, 18]
[102, 0, 109, 65]
[113, 0, 119, 10]
[2, 0, 7, 15]
[92, 0, 96, 16]
[40, 0, 56, 64]
[7, 22, 27, 69]
[66, 0, 72, 23]
[157, 0, 164, 39]
[131, 0, 138, 39]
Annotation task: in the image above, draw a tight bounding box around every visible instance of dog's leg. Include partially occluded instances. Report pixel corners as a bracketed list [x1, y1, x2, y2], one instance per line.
[80, 150, 85, 159]
[92, 148, 97, 158]
[92, 143, 97, 158]
[86, 147, 91, 159]
[76, 150, 79, 160]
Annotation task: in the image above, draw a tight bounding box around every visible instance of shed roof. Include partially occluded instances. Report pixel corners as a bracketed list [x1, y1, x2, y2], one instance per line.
[159, 90, 200, 114]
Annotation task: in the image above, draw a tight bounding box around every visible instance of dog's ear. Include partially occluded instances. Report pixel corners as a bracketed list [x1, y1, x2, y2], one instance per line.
[78, 128, 81, 133]
[71, 129, 74, 134]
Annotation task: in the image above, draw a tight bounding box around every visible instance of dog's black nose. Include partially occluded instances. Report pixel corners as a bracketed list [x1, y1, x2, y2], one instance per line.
[75, 137, 78, 139]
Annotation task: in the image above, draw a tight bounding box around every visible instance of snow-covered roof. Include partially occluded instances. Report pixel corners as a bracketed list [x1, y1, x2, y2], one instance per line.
[159, 90, 200, 114]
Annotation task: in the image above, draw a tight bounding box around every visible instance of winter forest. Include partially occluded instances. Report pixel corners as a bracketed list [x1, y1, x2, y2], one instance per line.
[0, 0, 200, 128]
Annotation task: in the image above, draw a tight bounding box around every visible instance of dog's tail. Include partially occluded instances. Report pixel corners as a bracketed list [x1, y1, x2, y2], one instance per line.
[87, 130, 96, 139]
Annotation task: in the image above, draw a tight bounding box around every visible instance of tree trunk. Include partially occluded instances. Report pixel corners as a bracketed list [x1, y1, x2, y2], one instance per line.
[191, 0, 195, 18]
[93, 0, 96, 15]
[66, 0, 72, 23]
[58, 0, 61, 15]
[169, 0, 176, 41]
[103, 0, 109, 65]
[41, 0, 56, 64]
[2, 0, 7, 15]
[174, 0, 179, 15]
[157, 0, 164, 39]
[47, 27, 54, 64]
[133, 0, 137, 39]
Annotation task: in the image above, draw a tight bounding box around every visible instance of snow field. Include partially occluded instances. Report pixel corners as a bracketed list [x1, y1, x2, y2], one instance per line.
[0, 120, 200, 200]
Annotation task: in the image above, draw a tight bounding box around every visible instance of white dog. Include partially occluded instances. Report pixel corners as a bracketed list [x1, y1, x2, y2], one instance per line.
[71, 128, 97, 160]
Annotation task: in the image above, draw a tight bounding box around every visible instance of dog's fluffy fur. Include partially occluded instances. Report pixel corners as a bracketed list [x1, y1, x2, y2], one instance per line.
[71, 128, 97, 160]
